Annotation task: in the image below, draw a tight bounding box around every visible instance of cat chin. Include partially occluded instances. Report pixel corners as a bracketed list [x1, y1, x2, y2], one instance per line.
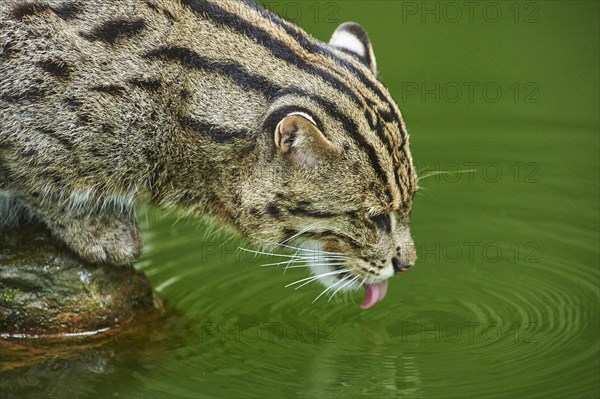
[304, 257, 391, 310]
[293, 239, 360, 293]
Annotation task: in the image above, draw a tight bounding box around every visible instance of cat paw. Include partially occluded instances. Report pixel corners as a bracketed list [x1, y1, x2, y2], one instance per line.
[55, 217, 142, 266]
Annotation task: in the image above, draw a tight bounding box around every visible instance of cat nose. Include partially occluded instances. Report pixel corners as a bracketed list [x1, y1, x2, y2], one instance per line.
[392, 257, 412, 275]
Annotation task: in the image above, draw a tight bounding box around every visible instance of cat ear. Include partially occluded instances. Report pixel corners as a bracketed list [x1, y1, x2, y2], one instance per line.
[274, 112, 338, 167]
[329, 22, 377, 75]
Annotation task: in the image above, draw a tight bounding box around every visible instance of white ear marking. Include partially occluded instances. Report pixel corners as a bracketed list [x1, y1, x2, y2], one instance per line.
[329, 30, 366, 57]
[329, 22, 377, 74]
[287, 111, 318, 127]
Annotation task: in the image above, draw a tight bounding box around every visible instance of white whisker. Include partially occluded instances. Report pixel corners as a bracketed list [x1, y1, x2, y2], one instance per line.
[417, 168, 476, 184]
[312, 278, 345, 303]
[296, 263, 348, 270]
[264, 264, 311, 269]
[328, 275, 360, 302]
[285, 269, 348, 288]
[306, 262, 348, 266]
[253, 237, 346, 257]
[260, 259, 305, 267]
[238, 247, 297, 258]
[262, 263, 348, 270]
[283, 248, 302, 275]
[280, 225, 315, 245]
[260, 258, 347, 267]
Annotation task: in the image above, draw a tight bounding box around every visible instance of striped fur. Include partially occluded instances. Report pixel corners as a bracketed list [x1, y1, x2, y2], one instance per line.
[0, 0, 417, 288]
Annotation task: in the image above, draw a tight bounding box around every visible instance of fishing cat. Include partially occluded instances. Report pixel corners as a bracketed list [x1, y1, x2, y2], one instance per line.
[0, 0, 417, 309]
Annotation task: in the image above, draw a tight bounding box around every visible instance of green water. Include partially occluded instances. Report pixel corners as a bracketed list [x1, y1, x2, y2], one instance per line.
[1, 1, 599, 398]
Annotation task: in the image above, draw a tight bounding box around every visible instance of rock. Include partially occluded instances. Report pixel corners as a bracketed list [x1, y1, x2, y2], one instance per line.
[0, 222, 159, 338]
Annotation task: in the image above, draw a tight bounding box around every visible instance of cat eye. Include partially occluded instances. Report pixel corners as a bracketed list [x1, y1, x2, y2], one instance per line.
[369, 214, 392, 234]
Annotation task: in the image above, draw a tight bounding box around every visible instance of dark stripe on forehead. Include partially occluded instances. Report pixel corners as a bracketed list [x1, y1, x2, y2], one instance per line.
[181, 0, 362, 106]
[393, 161, 406, 201]
[380, 110, 405, 144]
[364, 97, 405, 199]
[322, 52, 405, 138]
[359, 92, 409, 203]
[373, 113, 392, 154]
[377, 117, 406, 199]
[399, 145, 415, 199]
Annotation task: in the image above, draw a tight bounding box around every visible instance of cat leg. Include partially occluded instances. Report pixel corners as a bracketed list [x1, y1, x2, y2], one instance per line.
[25, 193, 143, 265]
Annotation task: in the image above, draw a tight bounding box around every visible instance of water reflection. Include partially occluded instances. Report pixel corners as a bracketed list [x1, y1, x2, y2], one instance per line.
[0, 307, 191, 399]
[304, 318, 423, 398]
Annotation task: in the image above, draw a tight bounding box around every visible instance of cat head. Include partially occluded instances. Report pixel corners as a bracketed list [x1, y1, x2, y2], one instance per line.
[235, 23, 417, 308]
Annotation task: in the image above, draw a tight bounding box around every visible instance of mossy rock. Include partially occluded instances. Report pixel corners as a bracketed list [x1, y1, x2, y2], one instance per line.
[0, 222, 159, 337]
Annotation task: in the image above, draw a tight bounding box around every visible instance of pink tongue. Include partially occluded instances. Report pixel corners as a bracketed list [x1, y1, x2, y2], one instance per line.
[360, 280, 389, 310]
